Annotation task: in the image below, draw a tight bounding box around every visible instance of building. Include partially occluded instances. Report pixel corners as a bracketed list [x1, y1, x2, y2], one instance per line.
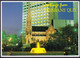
[22, 2, 56, 48]
[22, 2, 51, 36]
[22, 2, 78, 47]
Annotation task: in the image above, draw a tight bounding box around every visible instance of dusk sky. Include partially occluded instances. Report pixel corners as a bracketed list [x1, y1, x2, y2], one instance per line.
[2, 2, 22, 36]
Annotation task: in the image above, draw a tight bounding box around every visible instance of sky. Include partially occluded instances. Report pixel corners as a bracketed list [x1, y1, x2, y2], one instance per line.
[2, 2, 22, 36]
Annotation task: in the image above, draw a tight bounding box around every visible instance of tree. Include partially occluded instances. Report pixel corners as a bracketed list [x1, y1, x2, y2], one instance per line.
[61, 25, 78, 46]
[30, 42, 36, 48]
[61, 24, 78, 54]
[44, 31, 67, 51]
[2, 31, 7, 44]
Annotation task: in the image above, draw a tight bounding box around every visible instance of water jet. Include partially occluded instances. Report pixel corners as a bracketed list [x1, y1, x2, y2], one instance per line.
[30, 42, 46, 53]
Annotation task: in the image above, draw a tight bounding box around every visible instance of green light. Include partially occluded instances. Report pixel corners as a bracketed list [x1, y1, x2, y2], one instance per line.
[73, 28, 78, 32]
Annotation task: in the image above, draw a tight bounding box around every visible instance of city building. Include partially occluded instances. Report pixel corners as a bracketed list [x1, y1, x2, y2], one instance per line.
[22, 2, 78, 48]
[22, 2, 56, 48]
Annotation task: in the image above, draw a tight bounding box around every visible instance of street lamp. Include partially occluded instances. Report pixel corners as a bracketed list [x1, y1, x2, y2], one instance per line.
[73, 28, 78, 32]
[16, 43, 18, 46]
[68, 36, 71, 42]
[8, 37, 12, 42]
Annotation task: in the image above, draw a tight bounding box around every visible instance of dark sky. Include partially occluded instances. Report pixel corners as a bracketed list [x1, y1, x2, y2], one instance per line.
[2, 2, 22, 36]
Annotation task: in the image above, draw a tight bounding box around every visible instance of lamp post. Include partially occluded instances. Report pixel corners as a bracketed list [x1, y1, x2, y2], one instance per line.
[73, 28, 78, 32]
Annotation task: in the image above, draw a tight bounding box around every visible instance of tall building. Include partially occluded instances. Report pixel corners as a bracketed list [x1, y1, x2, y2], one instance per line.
[22, 2, 51, 45]
[22, 2, 56, 48]
[22, 2, 51, 35]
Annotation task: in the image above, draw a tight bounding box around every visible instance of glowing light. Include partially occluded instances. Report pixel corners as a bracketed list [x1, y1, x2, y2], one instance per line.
[30, 42, 46, 53]
[73, 28, 78, 32]
[41, 21, 42, 23]
[64, 52, 65, 53]
[16, 43, 18, 46]
[8, 37, 12, 42]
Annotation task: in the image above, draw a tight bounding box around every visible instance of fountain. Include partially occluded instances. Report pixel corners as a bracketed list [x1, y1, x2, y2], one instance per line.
[30, 42, 46, 53]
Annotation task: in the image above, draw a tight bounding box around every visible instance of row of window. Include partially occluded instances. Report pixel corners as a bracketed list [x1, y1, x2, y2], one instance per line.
[32, 24, 49, 26]
[32, 16, 49, 19]
[23, 4, 50, 10]
[32, 20, 49, 24]
[23, 13, 49, 17]
[23, 16, 49, 20]
[23, 15, 49, 20]
[22, 19, 49, 22]
[23, 10, 49, 13]
[32, 18, 48, 20]
[31, 7, 49, 10]
[22, 20, 49, 24]
[32, 14, 49, 18]
[31, 13, 49, 17]
[30, 2, 42, 5]
[32, 14, 49, 17]
[32, 22, 49, 24]
[23, 11, 49, 15]
[32, 21, 49, 23]
[32, 20, 49, 22]
[31, 10, 49, 14]
[31, 6, 49, 10]
[31, 12, 49, 16]
[32, 13, 49, 15]
[23, 6, 49, 11]
[23, 10, 49, 14]
[25, 2, 49, 8]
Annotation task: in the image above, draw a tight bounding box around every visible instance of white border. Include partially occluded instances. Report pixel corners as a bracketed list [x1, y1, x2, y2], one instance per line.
[78, 1, 79, 56]
[1, 1, 79, 57]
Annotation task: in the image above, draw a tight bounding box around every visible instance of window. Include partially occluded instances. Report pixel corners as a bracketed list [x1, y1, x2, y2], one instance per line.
[27, 7, 28, 9]
[23, 5, 26, 7]
[37, 4, 39, 6]
[24, 19, 26, 20]
[24, 11, 26, 12]
[32, 6, 34, 8]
